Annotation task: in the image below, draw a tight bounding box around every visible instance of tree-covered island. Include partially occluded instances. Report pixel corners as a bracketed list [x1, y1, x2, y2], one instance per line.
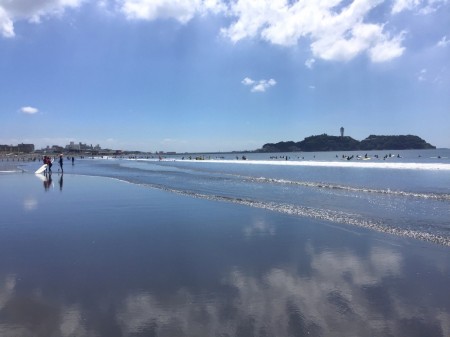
[259, 134, 435, 152]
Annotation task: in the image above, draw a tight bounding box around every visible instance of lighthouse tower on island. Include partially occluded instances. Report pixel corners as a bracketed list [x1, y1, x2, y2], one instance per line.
[340, 127, 344, 137]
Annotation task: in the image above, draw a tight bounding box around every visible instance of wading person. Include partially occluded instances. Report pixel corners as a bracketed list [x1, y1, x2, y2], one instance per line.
[59, 154, 63, 173]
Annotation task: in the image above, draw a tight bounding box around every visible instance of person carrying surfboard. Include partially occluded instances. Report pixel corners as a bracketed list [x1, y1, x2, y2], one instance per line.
[44, 156, 52, 174]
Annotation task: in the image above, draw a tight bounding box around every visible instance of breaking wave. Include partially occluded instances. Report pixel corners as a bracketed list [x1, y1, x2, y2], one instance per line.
[108, 177, 450, 247]
[244, 176, 450, 202]
[167, 158, 450, 171]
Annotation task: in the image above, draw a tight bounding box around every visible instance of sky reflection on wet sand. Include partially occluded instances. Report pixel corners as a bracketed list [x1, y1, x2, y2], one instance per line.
[0, 174, 449, 337]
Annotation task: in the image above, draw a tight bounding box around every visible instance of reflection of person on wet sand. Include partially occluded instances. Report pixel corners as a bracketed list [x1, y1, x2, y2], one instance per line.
[43, 174, 52, 191]
[58, 174, 63, 191]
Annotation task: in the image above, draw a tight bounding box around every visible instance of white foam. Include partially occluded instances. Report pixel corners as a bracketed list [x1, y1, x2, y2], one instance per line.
[172, 159, 450, 171]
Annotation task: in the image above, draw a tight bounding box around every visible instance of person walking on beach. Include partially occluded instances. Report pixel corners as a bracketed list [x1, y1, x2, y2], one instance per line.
[48, 156, 53, 173]
[42, 156, 47, 172]
[44, 156, 52, 174]
[58, 154, 64, 173]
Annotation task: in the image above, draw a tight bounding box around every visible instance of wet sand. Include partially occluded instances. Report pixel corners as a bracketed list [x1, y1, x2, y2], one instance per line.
[0, 173, 449, 337]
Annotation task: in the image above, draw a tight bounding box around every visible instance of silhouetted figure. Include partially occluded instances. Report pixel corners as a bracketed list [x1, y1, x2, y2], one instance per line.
[58, 154, 63, 173]
[58, 175, 63, 191]
[43, 174, 52, 191]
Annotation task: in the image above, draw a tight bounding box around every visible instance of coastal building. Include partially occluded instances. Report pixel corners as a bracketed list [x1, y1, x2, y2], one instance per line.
[65, 142, 101, 152]
[340, 127, 344, 137]
[0, 143, 35, 153]
[66, 141, 80, 151]
[18, 143, 35, 153]
[51, 145, 64, 153]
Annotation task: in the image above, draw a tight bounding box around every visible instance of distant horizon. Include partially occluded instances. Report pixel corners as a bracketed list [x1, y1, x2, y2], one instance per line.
[2, 133, 448, 154]
[1, 1, 449, 152]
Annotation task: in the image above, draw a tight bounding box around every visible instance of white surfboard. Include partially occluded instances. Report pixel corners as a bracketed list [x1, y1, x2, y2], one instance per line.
[35, 164, 47, 174]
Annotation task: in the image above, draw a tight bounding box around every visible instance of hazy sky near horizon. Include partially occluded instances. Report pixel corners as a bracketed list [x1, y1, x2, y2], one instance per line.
[1, 0, 449, 152]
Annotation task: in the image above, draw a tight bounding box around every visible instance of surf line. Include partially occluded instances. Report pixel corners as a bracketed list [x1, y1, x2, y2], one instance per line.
[172, 159, 450, 171]
[238, 176, 450, 201]
[131, 181, 449, 247]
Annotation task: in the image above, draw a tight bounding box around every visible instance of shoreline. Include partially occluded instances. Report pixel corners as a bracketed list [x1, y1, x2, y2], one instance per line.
[155, 158, 450, 170]
[5, 169, 449, 247]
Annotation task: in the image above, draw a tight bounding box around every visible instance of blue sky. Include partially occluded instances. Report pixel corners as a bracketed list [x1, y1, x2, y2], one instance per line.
[1, 0, 449, 152]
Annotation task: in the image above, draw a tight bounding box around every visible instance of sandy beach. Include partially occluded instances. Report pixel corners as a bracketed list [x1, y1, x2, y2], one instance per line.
[0, 172, 449, 336]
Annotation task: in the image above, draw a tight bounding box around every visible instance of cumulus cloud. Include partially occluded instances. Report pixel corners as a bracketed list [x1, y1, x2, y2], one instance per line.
[368, 30, 406, 62]
[20, 106, 39, 114]
[119, 0, 225, 22]
[120, 0, 200, 23]
[241, 77, 255, 86]
[1, 0, 445, 64]
[242, 77, 276, 92]
[437, 35, 450, 47]
[112, 1, 415, 63]
[391, 0, 448, 14]
[305, 58, 315, 69]
[417, 68, 427, 81]
[0, 6, 14, 37]
[116, 0, 446, 64]
[0, 0, 84, 37]
[391, 0, 422, 13]
[221, 0, 407, 63]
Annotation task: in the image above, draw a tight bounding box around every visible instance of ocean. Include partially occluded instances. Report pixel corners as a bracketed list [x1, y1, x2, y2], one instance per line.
[0, 148, 449, 336]
[59, 149, 450, 246]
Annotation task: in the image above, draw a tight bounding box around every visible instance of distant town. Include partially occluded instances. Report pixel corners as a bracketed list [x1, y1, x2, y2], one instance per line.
[0, 129, 438, 156]
[0, 142, 176, 156]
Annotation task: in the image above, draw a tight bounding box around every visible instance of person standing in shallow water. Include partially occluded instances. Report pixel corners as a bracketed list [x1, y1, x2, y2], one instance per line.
[44, 155, 52, 174]
[58, 154, 63, 173]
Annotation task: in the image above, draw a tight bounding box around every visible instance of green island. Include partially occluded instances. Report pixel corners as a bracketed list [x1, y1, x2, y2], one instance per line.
[259, 134, 435, 152]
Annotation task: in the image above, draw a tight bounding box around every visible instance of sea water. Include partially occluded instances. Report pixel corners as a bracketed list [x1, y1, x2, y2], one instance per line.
[42, 149, 450, 246]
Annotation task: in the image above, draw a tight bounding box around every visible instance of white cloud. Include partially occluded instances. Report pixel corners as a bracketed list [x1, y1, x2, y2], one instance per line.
[115, 0, 409, 65]
[120, 0, 200, 23]
[305, 58, 315, 69]
[368, 30, 405, 62]
[242, 77, 276, 93]
[119, 0, 225, 22]
[391, 0, 421, 13]
[0, 0, 84, 37]
[1, 0, 440, 64]
[20, 106, 39, 114]
[417, 68, 427, 81]
[391, 0, 448, 14]
[437, 35, 450, 47]
[241, 77, 255, 85]
[222, 0, 405, 63]
[0, 6, 14, 37]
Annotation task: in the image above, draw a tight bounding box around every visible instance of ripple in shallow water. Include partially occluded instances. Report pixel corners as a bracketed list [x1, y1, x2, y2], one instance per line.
[129, 180, 450, 247]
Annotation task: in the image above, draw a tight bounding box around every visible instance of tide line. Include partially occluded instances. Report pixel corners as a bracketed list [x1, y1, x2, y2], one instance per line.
[173, 159, 450, 171]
